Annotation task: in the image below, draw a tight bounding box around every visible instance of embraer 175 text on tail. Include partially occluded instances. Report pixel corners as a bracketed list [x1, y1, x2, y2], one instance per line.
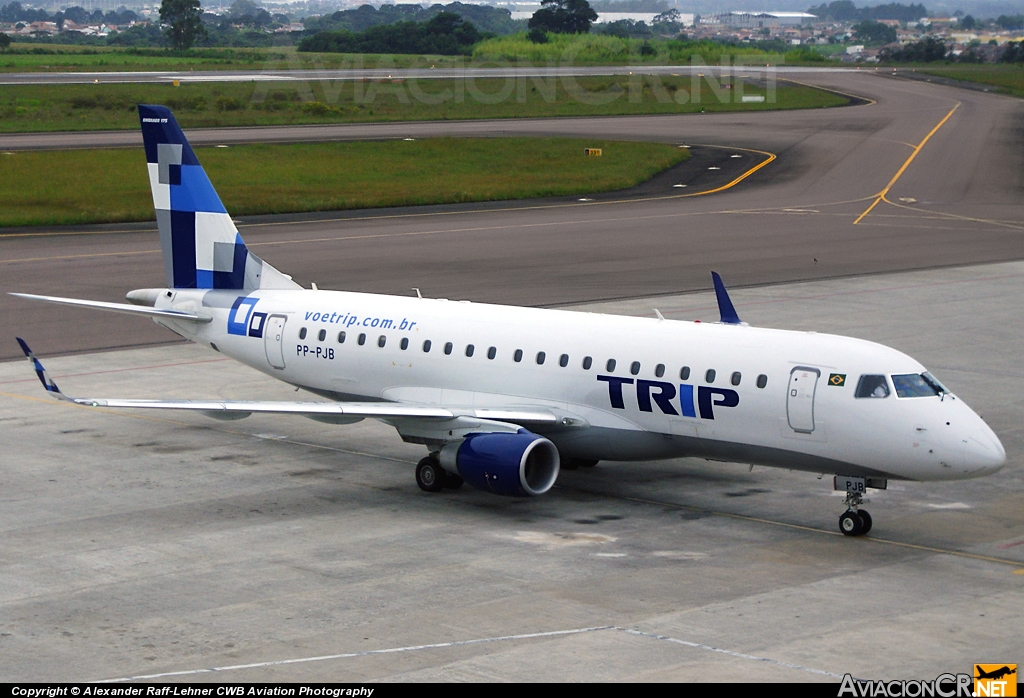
[13, 105, 1006, 537]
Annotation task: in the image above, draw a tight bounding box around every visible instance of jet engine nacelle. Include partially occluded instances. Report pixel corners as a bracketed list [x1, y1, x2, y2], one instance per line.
[440, 431, 560, 497]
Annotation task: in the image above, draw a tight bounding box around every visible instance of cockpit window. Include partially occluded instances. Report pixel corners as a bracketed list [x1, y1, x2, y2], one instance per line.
[855, 374, 890, 398]
[892, 372, 947, 398]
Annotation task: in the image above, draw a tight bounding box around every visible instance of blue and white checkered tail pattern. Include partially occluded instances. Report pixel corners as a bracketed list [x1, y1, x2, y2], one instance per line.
[138, 104, 299, 291]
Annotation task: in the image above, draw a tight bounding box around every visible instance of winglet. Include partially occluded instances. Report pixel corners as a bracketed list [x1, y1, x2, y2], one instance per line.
[16, 338, 71, 401]
[711, 272, 742, 325]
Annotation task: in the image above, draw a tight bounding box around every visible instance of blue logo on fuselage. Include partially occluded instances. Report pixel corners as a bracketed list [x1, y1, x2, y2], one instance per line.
[597, 375, 739, 419]
[228, 296, 266, 337]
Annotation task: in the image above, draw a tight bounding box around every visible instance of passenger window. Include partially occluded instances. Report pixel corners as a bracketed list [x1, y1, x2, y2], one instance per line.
[559, 354, 569, 367]
[582, 356, 593, 370]
[318, 329, 326, 342]
[705, 369, 716, 383]
[487, 346, 496, 360]
[357, 333, 366, 346]
[536, 351, 546, 365]
[422, 340, 432, 352]
[630, 361, 641, 376]
[444, 342, 453, 355]
[856, 375, 890, 398]
[756, 374, 768, 389]
[400, 337, 409, 350]
[606, 359, 617, 372]
[378, 335, 386, 348]
[466, 344, 475, 357]
[299, 327, 307, 340]
[514, 349, 523, 363]
[338, 331, 346, 344]
[680, 366, 690, 380]
[731, 371, 741, 386]
[655, 364, 665, 378]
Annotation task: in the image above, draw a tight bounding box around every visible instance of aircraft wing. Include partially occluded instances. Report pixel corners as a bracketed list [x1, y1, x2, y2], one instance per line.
[16, 338, 564, 425]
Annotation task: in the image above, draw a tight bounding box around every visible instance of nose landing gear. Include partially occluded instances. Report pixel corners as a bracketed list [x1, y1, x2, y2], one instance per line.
[834, 476, 884, 536]
[839, 490, 872, 536]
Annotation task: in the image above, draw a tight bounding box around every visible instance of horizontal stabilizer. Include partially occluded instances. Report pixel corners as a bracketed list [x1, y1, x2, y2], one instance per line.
[9, 293, 212, 322]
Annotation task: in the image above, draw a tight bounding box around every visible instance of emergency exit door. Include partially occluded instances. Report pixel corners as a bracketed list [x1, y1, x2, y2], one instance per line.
[787, 366, 820, 433]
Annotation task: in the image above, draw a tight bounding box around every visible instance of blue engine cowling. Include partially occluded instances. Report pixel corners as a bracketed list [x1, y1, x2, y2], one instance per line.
[440, 431, 560, 497]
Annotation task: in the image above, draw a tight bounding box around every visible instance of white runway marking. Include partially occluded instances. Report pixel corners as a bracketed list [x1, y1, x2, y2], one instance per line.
[97, 626, 614, 682]
[98, 625, 843, 682]
[620, 628, 844, 678]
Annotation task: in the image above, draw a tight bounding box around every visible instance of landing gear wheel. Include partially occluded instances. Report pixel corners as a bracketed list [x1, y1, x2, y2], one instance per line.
[443, 473, 464, 490]
[857, 509, 872, 534]
[416, 457, 445, 493]
[839, 511, 865, 536]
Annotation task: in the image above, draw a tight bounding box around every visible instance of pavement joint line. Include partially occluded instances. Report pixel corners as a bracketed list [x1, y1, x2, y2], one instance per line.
[880, 198, 1024, 232]
[0, 356, 230, 386]
[15, 191, 1006, 266]
[0, 387, 421, 465]
[595, 492, 1024, 569]
[94, 625, 617, 682]
[620, 627, 845, 678]
[5, 200, 792, 265]
[853, 102, 961, 225]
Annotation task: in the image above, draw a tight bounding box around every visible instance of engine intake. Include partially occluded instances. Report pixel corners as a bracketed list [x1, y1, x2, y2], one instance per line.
[441, 431, 560, 497]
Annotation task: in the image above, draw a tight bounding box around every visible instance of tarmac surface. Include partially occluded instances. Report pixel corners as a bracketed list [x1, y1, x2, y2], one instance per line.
[1, 68, 1023, 682]
[1, 262, 1022, 682]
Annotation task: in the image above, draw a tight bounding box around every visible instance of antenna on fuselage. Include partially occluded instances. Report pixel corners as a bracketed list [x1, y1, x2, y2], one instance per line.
[711, 271, 742, 325]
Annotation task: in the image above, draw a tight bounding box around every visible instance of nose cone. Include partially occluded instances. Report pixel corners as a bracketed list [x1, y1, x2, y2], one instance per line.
[964, 420, 1006, 477]
[958, 399, 1007, 474]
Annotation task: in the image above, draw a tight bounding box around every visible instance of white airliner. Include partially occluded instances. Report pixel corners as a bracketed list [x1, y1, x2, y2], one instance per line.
[14, 105, 1006, 537]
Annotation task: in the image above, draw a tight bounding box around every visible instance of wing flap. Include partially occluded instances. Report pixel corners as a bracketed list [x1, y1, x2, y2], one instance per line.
[79, 398, 456, 419]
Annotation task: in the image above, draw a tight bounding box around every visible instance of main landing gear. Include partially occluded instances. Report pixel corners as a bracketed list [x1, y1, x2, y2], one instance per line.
[839, 490, 873, 537]
[415, 455, 463, 493]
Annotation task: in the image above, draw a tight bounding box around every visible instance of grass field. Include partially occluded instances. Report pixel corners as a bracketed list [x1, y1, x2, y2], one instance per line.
[0, 39, 802, 72]
[912, 64, 1024, 99]
[0, 77, 848, 133]
[0, 137, 689, 227]
[0, 44, 479, 72]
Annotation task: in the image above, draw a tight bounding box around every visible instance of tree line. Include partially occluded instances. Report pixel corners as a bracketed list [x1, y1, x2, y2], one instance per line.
[806, 1, 929, 22]
[298, 11, 482, 56]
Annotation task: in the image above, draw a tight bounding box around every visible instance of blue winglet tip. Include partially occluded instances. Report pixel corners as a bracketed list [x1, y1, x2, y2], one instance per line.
[711, 272, 742, 325]
[16, 337, 63, 396]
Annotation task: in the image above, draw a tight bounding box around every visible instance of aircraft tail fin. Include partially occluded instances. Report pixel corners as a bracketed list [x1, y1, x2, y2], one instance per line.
[138, 104, 299, 292]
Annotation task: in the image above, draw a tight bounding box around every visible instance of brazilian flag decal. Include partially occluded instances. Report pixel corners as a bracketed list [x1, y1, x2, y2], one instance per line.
[829, 373, 847, 387]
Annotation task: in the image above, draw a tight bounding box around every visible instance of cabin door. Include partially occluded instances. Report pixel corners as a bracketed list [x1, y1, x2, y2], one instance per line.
[787, 366, 820, 433]
[265, 315, 287, 370]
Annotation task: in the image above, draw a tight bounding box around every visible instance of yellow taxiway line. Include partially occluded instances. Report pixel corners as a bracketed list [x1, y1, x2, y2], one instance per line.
[853, 102, 961, 225]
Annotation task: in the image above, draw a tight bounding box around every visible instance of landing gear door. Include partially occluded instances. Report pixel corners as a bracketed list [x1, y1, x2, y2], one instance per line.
[787, 366, 820, 433]
[265, 315, 287, 370]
